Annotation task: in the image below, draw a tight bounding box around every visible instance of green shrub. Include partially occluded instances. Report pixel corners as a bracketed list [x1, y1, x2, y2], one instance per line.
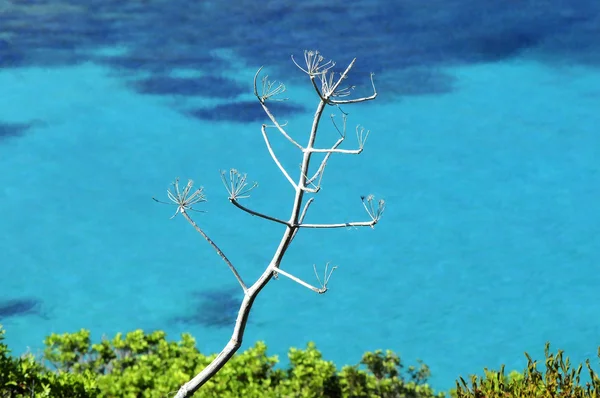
[0, 326, 98, 397]
[2, 325, 440, 397]
[453, 343, 600, 398]
[4, 325, 600, 398]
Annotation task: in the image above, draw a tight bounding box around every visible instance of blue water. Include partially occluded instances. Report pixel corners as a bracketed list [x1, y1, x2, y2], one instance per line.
[1, 1, 600, 392]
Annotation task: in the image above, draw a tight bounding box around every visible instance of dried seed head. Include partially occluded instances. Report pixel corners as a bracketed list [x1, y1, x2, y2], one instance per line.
[292, 50, 336, 76]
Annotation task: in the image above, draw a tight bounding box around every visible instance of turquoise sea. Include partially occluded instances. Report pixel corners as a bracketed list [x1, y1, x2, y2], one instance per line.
[1, 1, 599, 392]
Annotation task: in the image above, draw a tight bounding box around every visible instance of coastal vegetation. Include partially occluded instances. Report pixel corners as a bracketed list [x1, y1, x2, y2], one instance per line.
[1, 325, 599, 397]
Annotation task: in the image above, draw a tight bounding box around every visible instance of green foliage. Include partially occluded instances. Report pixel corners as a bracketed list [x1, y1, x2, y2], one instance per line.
[43, 328, 207, 397]
[1, 326, 440, 397]
[5, 325, 600, 398]
[340, 350, 443, 398]
[453, 342, 600, 398]
[0, 325, 98, 397]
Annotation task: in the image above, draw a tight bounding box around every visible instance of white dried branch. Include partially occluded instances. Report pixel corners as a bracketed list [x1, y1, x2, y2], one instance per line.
[307, 124, 370, 155]
[298, 219, 378, 229]
[299, 115, 344, 191]
[298, 151, 335, 193]
[179, 209, 247, 292]
[169, 50, 383, 398]
[272, 263, 337, 294]
[299, 198, 314, 223]
[290, 197, 314, 243]
[261, 124, 298, 190]
[320, 57, 356, 103]
[303, 125, 370, 192]
[300, 168, 323, 194]
[298, 195, 385, 229]
[254, 68, 303, 150]
[309, 146, 362, 154]
[154, 179, 247, 292]
[330, 72, 377, 105]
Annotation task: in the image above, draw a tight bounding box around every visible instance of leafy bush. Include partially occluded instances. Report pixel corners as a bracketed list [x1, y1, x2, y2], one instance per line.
[1, 325, 440, 397]
[453, 343, 600, 398]
[0, 326, 98, 397]
[3, 325, 600, 397]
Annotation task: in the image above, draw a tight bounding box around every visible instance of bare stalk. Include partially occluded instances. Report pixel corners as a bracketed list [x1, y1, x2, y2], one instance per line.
[158, 50, 382, 398]
[180, 210, 247, 292]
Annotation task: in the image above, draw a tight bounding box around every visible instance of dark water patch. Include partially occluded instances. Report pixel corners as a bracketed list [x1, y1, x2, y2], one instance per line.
[188, 100, 305, 123]
[98, 52, 170, 74]
[19, 17, 113, 50]
[0, 39, 26, 68]
[0, 298, 45, 321]
[171, 288, 242, 329]
[98, 48, 227, 75]
[466, 29, 543, 61]
[0, 122, 34, 139]
[133, 75, 246, 98]
[223, 1, 600, 72]
[536, 10, 600, 65]
[1, 2, 117, 66]
[1, 1, 599, 84]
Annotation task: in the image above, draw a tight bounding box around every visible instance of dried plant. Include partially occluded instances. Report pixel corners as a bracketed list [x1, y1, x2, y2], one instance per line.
[155, 50, 382, 398]
[455, 343, 600, 398]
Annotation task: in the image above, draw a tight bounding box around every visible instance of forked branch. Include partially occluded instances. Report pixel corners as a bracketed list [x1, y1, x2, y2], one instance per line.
[292, 50, 377, 104]
[160, 50, 384, 398]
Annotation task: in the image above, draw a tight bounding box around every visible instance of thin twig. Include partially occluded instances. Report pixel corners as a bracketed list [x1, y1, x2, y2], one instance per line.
[290, 198, 314, 243]
[298, 220, 378, 229]
[272, 265, 336, 294]
[330, 72, 377, 105]
[259, 103, 303, 150]
[303, 136, 344, 191]
[254, 68, 303, 150]
[261, 124, 298, 189]
[230, 199, 290, 226]
[298, 198, 314, 223]
[180, 210, 247, 292]
[308, 147, 362, 154]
